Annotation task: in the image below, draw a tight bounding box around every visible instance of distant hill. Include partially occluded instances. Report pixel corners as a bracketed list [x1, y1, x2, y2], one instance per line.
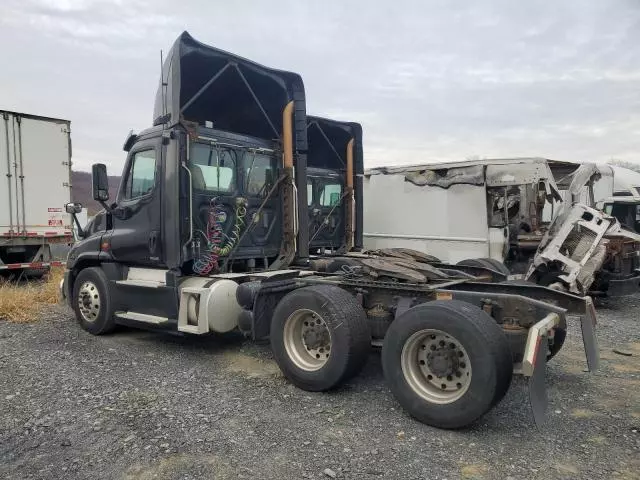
[71, 171, 121, 215]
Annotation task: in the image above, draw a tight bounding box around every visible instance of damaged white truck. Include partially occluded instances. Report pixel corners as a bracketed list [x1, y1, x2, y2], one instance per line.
[539, 161, 640, 296]
[363, 158, 640, 297]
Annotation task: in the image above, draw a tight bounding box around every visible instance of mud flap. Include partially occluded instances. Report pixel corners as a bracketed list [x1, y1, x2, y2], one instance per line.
[520, 313, 558, 428]
[528, 331, 549, 428]
[581, 297, 600, 372]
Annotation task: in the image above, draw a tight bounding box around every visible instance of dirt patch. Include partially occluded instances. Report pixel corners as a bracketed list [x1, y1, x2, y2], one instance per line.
[586, 435, 608, 445]
[124, 454, 234, 480]
[611, 363, 640, 374]
[460, 463, 488, 479]
[570, 408, 596, 418]
[223, 351, 281, 379]
[554, 463, 580, 477]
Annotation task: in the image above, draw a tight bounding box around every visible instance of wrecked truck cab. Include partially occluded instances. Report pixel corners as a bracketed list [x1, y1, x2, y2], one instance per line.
[525, 204, 612, 295]
[544, 161, 640, 296]
[526, 203, 640, 296]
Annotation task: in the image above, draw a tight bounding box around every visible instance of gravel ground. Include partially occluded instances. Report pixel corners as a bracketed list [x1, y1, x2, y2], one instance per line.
[1, 296, 639, 480]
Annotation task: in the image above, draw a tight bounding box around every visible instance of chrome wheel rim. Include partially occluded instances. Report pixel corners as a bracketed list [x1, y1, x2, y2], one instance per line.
[283, 309, 332, 371]
[78, 281, 100, 323]
[401, 329, 472, 404]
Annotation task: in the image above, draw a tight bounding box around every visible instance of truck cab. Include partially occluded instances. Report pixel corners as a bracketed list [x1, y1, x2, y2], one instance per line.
[603, 198, 640, 233]
[305, 116, 363, 254]
[543, 161, 640, 296]
[601, 165, 640, 234]
[62, 31, 308, 328]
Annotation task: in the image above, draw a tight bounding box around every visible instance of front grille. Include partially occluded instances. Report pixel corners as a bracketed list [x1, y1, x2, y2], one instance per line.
[559, 226, 598, 262]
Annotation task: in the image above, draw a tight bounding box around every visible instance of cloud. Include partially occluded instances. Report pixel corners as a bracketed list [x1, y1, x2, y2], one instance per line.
[1, 0, 639, 174]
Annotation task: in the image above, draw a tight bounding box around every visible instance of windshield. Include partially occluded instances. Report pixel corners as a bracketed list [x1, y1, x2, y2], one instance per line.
[190, 143, 237, 192]
[189, 142, 276, 196]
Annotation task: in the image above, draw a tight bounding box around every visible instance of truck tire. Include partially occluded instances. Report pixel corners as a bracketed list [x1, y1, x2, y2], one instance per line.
[381, 300, 513, 429]
[457, 258, 511, 277]
[24, 267, 51, 280]
[270, 285, 371, 391]
[72, 267, 116, 335]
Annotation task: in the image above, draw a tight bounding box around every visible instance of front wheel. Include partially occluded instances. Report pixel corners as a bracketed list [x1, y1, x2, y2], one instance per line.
[72, 267, 116, 335]
[270, 285, 371, 391]
[381, 300, 513, 429]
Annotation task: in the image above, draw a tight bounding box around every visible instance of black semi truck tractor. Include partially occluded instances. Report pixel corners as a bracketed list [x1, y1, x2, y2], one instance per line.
[61, 31, 598, 429]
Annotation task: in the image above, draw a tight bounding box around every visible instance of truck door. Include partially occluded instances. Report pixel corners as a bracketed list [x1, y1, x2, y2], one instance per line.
[108, 137, 163, 266]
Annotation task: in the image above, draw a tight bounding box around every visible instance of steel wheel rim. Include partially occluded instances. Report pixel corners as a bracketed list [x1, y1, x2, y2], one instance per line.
[401, 329, 472, 404]
[283, 309, 332, 371]
[78, 281, 100, 323]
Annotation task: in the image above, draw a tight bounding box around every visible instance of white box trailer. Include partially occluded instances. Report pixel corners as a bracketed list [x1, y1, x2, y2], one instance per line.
[0, 110, 73, 275]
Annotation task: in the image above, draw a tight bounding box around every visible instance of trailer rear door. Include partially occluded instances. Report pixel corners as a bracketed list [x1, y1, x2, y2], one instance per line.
[0, 111, 72, 236]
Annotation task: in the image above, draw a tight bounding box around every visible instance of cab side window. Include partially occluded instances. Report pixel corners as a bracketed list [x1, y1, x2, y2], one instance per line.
[245, 154, 275, 196]
[122, 150, 157, 200]
[320, 183, 342, 207]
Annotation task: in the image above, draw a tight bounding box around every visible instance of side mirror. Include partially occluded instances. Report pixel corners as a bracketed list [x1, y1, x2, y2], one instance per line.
[64, 202, 85, 239]
[92, 163, 110, 202]
[65, 202, 83, 214]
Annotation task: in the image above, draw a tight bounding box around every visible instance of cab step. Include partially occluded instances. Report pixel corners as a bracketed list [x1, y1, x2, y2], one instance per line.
[115, 311, 170, 325]
[115, 279, 165, 288]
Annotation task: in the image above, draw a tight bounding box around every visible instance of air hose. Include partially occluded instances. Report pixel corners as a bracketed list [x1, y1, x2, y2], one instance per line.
[217, 199, 247, 256]
[193, 198, 247, 275]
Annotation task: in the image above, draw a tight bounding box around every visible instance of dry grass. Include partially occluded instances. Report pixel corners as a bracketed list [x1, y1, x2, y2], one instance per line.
[0, 267, 64, 323]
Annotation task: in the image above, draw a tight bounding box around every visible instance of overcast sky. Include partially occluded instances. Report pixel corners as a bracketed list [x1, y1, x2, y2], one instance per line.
[2, 0, 639, 173]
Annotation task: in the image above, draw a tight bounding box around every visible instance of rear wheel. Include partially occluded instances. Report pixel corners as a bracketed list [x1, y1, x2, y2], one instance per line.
[457, 257, 511, 276]
[270, 285, 371, 391]
[381, 300, 513, 429]
[72, 267, 116, 335]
